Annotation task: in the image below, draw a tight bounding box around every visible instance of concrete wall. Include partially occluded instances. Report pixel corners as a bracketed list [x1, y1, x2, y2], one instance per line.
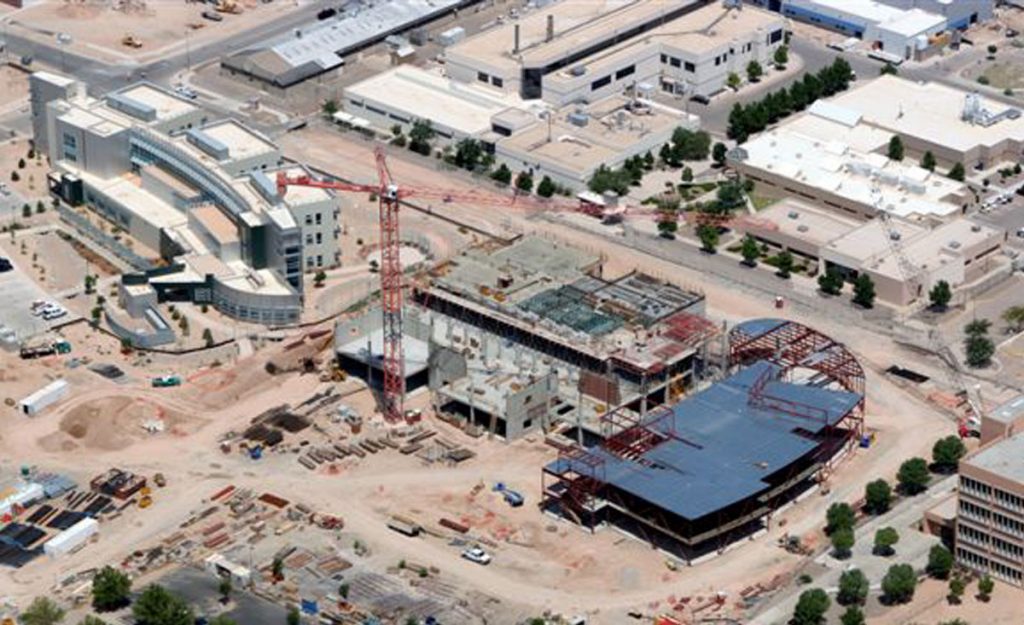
[956, 462, 1024, 587]
[287, 196, 342, 272]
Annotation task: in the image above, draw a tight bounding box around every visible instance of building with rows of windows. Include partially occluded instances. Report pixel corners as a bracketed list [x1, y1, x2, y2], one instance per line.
[31, 72, 341, 325]
[956, 431, 1024, 587]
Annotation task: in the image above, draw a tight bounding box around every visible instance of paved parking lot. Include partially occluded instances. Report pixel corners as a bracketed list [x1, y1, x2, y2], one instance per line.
[0, 253, 75, 343]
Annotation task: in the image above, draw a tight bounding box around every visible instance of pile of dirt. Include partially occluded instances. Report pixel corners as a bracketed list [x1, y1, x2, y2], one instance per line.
[44, 395, 199, 451]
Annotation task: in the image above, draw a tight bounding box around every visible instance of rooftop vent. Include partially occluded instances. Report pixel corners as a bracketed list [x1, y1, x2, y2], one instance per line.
[797, 224, 809, 233]
[948, 240, 962, 249]
[787, 211, 799, 219]
[971, 224, 982, 232]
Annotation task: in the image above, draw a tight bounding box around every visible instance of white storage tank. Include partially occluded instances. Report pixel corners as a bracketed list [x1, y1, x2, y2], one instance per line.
[44, 517, 98, 557]
[19, 379, 69, 416]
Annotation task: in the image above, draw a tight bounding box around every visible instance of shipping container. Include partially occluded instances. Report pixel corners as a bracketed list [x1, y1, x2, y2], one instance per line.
[19, 379, 69, 416]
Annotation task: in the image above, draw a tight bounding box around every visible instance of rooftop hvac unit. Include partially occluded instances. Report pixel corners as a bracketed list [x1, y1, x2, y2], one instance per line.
[570, 65, 586, 77]
[971, 224, 982, 232]
[889, 231, 901, 241]
[797, 225, 809, 232]
[948, 240, 962, 249]
[879, 171, 899, 186]
[568, 112, 589, 127]
[787, 211, 799, 219]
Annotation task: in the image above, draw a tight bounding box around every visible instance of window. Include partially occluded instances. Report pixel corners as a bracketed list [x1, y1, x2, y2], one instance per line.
[315, 232, 322, 244]
[591, 75, 612, 91]
[315, 213, 322, 225]
[715, 56, 721, 66]
[523, 419, 533, 430]
[492, 77, 503, 88]
[305, 234, 313, 244]
[316, 255, 323, 266]
[304, 215, 312, 226]
[770, 29, 783, 44]
[615, 65, 635, 80]
[684, 61, 695, 72]
[660, 53, 667, 64]
[669, 57, 681, 68]
[306, 257, 314, 268]
[477, 71, 489, 83]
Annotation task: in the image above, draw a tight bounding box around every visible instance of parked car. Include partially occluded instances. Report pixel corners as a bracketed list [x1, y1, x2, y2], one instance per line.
[174, 85, 198, 100]
[0, 257, 11, 272]
[42, 308, 67, 321]
[461, 546, 491, 565]
[201, 10, 223, 21]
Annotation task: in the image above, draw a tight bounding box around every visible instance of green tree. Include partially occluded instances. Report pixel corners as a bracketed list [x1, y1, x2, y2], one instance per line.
[840, 605, 865, 625]
[775, 250, 794, 279]
[864, 479, 892, 515]
[727, 72, 741, 91]
[92, 566, 132, 612]
[36, 200, 45, 214]
[948, 576, 966, 604]
[491, 163, 513, 186]
[452, 138, 483, 170]
[932, 436, 967, 472]
[536, 175, 556, 198]
[22, 203, 30, 219]
[20, 597, 65, 625]
[929, 280, 952, 310]
[747, 60, 763, 83]
[84, 274, 97, 294]
[272, 557, 284, 582]
[817, 268, 843, 295]
[313, 270, 327, 288]
[791, 588, 830, 625]
[286, 607, 300, 625]
[338, 583, 350, 599]
[831, 527, 855, 560]
[712, 142, 728, 167]
[322, 99, 339, 117]
[897, 457, 930, 495]
[209, 617, 237, 625]
[882, 563, 917, 604]
[680, 166, 693, 183]
[921, 150, 937, 171]
[670, 128, 712, 161]
[657, 217, 678, 239]
[407, 119, 435, 156]
[78, 617, 108, 625]
[837, 569, 869, 606]
[1002, 305, 1024, 332]
[852, 274, 875, 308]
[202, 328, 214, 348]
[977, 574, 994, 601]
[697, 224, 719, 253]
[987, 44, 998, 57]
[11, 171, 20, 182]
[927, 544, 954, 579]
[773, 45, 789, 68]
[132, 585, 193, 625]
[964, 318, 995, 368]
[826, 502, 855, 533]
[948, 162, 966, 181]
[642, 150, 655, 170]
[17, 157, 25, 169]
[888, 135, 905, 161]
[588, 164, 632, 195]
[740, 235, 760, 267]
[515, 171, 534, 193]
[873, 527, 899, 556]
[219, 576, 232, 602]
[880, 63, 899, 76]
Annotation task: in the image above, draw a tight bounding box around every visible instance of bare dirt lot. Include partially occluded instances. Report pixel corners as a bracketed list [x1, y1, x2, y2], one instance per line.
[8, 0, 304, 64]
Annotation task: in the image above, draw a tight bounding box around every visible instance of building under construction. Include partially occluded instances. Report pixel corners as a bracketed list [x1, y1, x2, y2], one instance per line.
[542, 319, 865, 557]
[414, 235, 716, 408]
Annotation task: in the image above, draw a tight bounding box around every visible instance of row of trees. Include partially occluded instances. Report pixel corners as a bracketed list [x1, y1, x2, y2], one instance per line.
[887, 136, 966, 180]
[727, 58, 854, 143]
[14, 566, 245, 625]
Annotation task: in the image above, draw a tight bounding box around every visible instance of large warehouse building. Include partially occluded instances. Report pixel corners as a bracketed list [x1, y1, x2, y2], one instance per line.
[543, 319, 864, 556]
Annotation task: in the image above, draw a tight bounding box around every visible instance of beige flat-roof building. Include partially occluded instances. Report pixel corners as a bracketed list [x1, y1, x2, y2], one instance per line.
[494, 94, 698, 189]
[815, 75, 1024, 170]
[736, 200, 1006, 306]
[445, 1, 785, 105]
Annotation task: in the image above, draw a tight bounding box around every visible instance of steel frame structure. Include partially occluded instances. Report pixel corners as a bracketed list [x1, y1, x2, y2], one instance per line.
[542, 319, 866, 552]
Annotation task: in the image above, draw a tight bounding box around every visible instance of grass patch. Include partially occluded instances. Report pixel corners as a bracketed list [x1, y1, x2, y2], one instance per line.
[750, 194, 779, 210]
[978, 61, 1024, 90]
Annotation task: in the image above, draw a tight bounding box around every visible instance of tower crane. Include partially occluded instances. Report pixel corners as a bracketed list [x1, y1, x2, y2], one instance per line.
[276, 149, 743, 420]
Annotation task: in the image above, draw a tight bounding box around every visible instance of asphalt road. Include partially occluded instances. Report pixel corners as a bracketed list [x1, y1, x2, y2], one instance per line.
[0, 0, 339, 93]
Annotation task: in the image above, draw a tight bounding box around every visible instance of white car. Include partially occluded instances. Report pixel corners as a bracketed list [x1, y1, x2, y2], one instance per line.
[461, 546, 491, 565]
[42, 308, 67, 321]
[32, 302, 58, 316]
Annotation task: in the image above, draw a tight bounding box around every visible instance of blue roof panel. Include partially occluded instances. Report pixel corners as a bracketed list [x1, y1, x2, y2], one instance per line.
[548, 361, 862, 520]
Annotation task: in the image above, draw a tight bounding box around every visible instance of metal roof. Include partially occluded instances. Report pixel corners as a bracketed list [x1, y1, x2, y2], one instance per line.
[547, 360, 862, 520]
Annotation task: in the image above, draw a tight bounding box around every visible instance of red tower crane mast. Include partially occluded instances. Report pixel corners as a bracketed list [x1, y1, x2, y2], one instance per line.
[276, 148, 748, 420]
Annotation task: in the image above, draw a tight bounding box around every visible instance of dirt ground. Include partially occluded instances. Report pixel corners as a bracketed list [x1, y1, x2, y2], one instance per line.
[0, 138, 51, 203]
[9, 0, 305, 64]
[0, 66, 30, 115]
